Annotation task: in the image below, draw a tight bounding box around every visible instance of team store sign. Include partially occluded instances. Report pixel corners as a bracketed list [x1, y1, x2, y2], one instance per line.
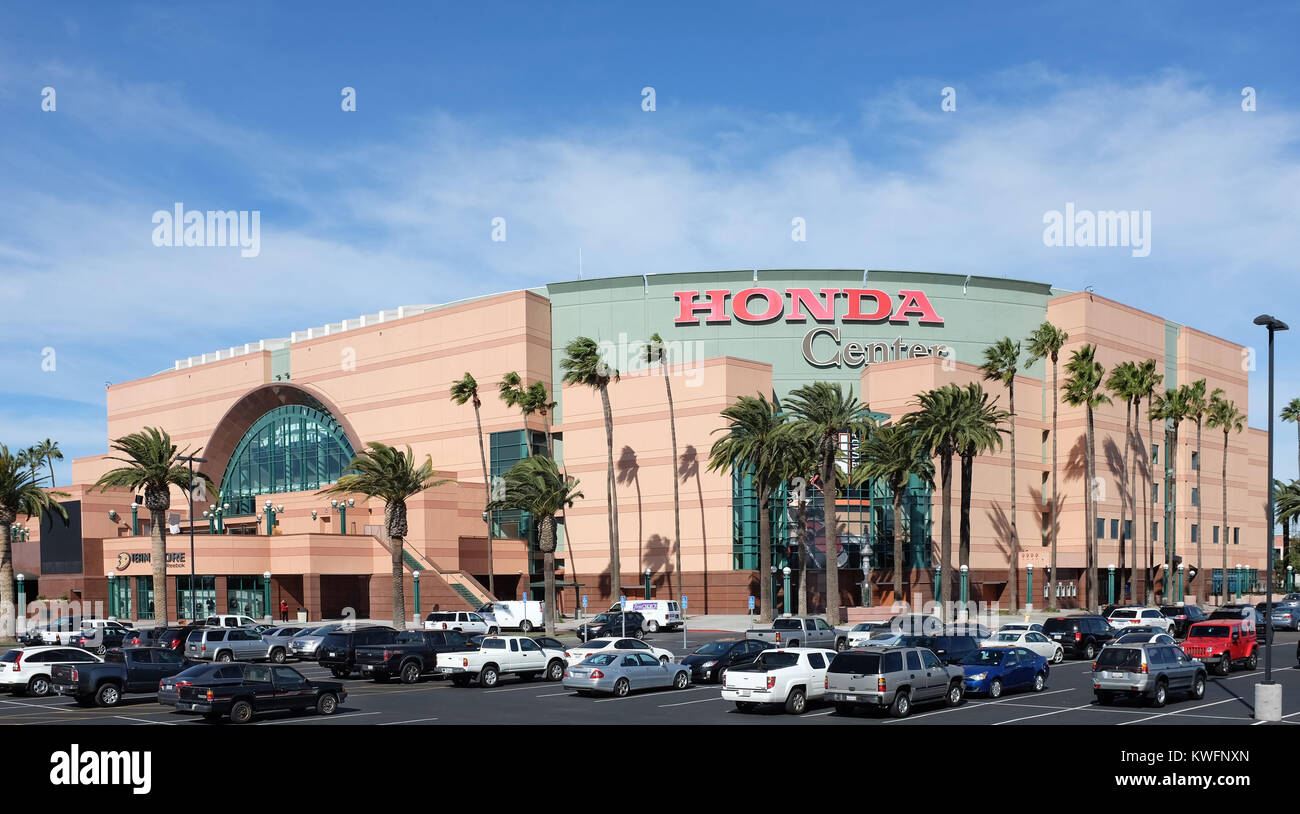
[673, 288, 950, 369]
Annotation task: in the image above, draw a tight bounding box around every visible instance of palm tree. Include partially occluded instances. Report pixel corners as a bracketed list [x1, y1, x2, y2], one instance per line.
[319, 443, 449, 628]
[901, 384, 963, 615]
[1206, 392, 1244, 605]
[1282, 398, 1300, 478]
[772, 426, 820, 616]
[1026, 322, 1068, 606]
[855, 422, 934, 604]
[487, 455, 582, 635]
[1276, 479, 1300, 568]
[560, 337, 622, 601]
[450, 372, 495, 597]
[28, 439, 62, 488]
[981, 338, 1022, 609]
[1153, 386, 1191, 601]
[499, 371, 536, 457]
[645, 333, 683, 600]
[955, 383, 1010, 572]
[1134, 360, 1163, 603]
[1184, 379, 1210, 596]
[786, 382, 874, 624]
[707, 393, 786, 622]
[525, 382, 557, 457]
[94, 428, 214, 624]
[1062, 344, 1112, 611]
[0, 445, 70, 627]
[1105, 361, 1141, 601]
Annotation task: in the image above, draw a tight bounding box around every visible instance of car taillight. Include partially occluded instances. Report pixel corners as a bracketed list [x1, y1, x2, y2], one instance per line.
[766, 676, 776, 689]
[1091, 662, 1097, 671]
[170, 639, 180, 648]
[590, 670, 604, 679]
[177, 681, 191, 688]
[131, 638, 141, 645]
[1074, 632, 1082, 641]
[70, 668, 78, 682]
[77, 638, 87, 646]
[206, 689, 213, 700]
[383, 650, 392, 661]
[775, 633, 782, 642]
[877, 676, 886, 692]
[442, 623, 448, 630]
[12, 652, 22, 671]
[824, 677, 829, 689]
[462, 658, 469, 667]
[1139, 663, 1149, 674]
[158, 679, 164, 688]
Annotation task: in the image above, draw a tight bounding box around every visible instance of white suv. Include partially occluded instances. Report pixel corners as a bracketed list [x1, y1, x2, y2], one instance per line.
[424, 611, 490, 634]
[0, 646, 103, 697]
[1106, 607, 1174, 634]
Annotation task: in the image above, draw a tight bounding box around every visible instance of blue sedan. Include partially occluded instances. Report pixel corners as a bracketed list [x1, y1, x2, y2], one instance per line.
[959, 646, 1049, 698]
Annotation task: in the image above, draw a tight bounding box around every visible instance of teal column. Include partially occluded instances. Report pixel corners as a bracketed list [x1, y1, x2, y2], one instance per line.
[1107, 564, 1115, 606]
[782, 567, 791, 615]
[959, 565, 969, 618]
[262, 572, 272, 620]
[935, 564, 942, 604]
[107, 574, 116, 618]
[16, 574, 26, 631]
[340, 505, 347, 534]
[413, 571, 421, 624]
[1026, 565, 1034, 611]
[1176, 565, 1184, 602]
[131, 504, 138, 536]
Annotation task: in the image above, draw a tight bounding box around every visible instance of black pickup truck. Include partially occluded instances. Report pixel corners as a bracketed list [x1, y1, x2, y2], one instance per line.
[52, 647, 191, 707]
[354, 629, 478, 684]
[173, 663, 346, 724]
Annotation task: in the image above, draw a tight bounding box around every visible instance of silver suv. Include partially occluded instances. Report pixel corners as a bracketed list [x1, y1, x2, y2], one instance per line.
[185, 627, 273, 662]
[825, 646, 965, 718]
[1091, 643, 1207, 707]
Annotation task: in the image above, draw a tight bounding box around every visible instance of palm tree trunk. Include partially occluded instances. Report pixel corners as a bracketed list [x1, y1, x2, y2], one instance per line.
[1129, 397, 1140, 604]
[1085, 406, 1097, 610]
[0, 515, 15, 630]
[1119, 400, 1132, 600]
[1221, 429, 1229, 605]
[939, 449, 953, 616]
[540, 514, 557, 636]
[48, 459, 56, 488]
[797, 498, 809, 616]
[824, 456, 841, 624]
[665, 371, 682, 603]
[150, 509, 169, 624]
[1007, 381, 1018, 611]
[474, 400, 495, 597]
[600, 384, 620, 603]
[758, 479, 772, 623]
[892, 481, 904, 603]
[960, 447, 974, 570]
[1146, 399, 1156, 605]
[392, 535, 406, 628]
[542, 409, 553, 458]
[1049, 354, 1060, 609]
[1195, 420, 1203, 597]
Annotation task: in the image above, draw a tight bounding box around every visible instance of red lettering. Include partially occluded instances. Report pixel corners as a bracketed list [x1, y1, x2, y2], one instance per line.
[843, 289, 893, 322]
[674, 290, 731, 325]
[733, 288, 784, 323]
[786, 288, 841, 322]
[890, 290, 945, 325]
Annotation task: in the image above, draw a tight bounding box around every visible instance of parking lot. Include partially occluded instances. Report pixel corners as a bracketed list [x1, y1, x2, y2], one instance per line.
[5, 627, 1300, 727]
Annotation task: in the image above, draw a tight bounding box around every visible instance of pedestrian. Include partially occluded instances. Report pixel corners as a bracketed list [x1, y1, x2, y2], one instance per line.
[280, 599, 288, 622]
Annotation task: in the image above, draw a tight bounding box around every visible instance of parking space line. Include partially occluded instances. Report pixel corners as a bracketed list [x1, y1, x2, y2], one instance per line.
[992, 703, 1094, 725]
[116, 715, 176, 725]
[0, 698, 77, 712]
[485, 684, 560, 694]
[536, 692, 572, 698]
[378, 717, 440, 725]
[255, 712, 379, 725]
[882, 688, 1075, 723]
[804, 710, 835, 717]
[658, 696, 725, 708]
[1117, 697, 1238, 726]
[594, 686, 711, 703]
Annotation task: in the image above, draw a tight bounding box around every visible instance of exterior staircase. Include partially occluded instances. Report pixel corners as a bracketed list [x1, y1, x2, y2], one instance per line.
[364, 525, 495, 611]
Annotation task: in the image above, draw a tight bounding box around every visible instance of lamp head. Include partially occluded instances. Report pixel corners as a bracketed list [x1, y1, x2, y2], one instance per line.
[1254, 314, 1290, 332]
[331, 499, 338, 508]
[347, 498, 355, 508]
[263, 570, 271, 579]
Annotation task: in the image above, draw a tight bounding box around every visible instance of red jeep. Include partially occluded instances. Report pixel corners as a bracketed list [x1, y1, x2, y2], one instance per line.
[1179, 620, 1258, 676]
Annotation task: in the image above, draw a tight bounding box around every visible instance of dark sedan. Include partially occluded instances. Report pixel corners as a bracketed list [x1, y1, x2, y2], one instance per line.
[157, 661, 248, 706]
[576, 612, 646, 642]
[72, 627, 141, 655]
[680, 638, 773, 684]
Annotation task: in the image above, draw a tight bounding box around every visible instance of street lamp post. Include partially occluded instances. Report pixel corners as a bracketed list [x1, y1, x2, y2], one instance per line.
[130, 500, 139, 535]
[178, 454, 207, 625]
[106, 573, 115, 618]
[15, 573, 25, 635]
[1107, 564, 1115, 606]
[959, 565, 969, 623]
[262, 570, 272, 622]
[330, 498, 354, 534]
[1026, 564, 1034, 613]
[643, 568, 652, 600]
[782, 566, 791, 615]
[1288, 565, 1295, 593]
[1177, 564, 1185, 603]
[1235, 563, 1243, 601]
[413, 571, 421, 627]
[1254, 313, 1287, 721]
[770, 565, 778, 616]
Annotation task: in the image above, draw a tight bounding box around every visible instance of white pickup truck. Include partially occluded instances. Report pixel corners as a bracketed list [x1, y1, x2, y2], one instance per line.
[720, 647, 838, 715]
[435, 634, 569, 688]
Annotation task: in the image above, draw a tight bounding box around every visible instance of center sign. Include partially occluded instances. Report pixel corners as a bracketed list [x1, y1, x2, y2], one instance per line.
[673, 288, 948, 369]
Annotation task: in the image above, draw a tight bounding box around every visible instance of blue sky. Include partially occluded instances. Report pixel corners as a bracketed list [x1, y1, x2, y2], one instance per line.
[2, 1, 1299, 485]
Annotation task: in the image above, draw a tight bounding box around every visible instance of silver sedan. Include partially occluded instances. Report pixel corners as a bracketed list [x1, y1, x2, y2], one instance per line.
[287, 624, 344, 660]
[562, 652, 691, 697]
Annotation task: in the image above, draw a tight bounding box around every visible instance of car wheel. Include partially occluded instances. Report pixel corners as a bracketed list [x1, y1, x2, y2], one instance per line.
[889, 691, 911, 718]
[94, 683, 121, 707]
[480, 666, 500, 688]
[1149, 679, 1168, 708]
[1052, 648, 1064, 664]
[735, 701, 756, 712]
[217, 651, 233, 663]
[659, 655, 670, 666]
[788, 639, 800, 648]
[1246, 649, 1258, 670]
[330, 667, 349, 679]
[1190, 673, 1206, 700]
[271, 648, 286, 664]
[25, 675, 51, 697]
[95, 644, 108, 656]
[946, 682, 964, 707]
[633, 629, 645, 641]
[988, 679, 1003, 699]
[547, 660, 564, 682]
[613, 678, 631, 697]
[1096, 691, 1115, 706]
[647, 620, 659, 633]
[519, 620, 533, 633]
[785, 688, 807, 715]
[1217, 654, 1231, 676]
[673, 671, 689, 690]
[834, 702, 857, 716]
[316, 693, 338, 715]
[716, 667, 728, 685]
[230, 700, 254, 724]
[1083, 641, 1096, 660]
[1033, 672, 1046, 692]
[487, 627, 499, 635]
[835, 637, 848, 652]
[400, 662, 421, 684]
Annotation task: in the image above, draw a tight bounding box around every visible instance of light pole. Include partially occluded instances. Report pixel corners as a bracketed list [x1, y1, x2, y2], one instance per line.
[643, 568, 652, 599]
[1254, 313, 1287, 720]
[1107, 564, 1115, 606]
[106, 573, 115, 618]
[178, 454, 207, 625]
[1026, 564, 1034, 613]
[131, 498, 139, 535]
[330, 498, 354, 534]
[1288, 565, 1295, 593]
[782, 566, 791, 615]
[1235, 563, 1243, 601]
[959, 565, 969, 623]
[15, 573, 25, 635]
[1177, 564, 1185, 603]
[413, 571, 421, 627]
[770, 565, 778, 616]
[262, 570, 272, 621]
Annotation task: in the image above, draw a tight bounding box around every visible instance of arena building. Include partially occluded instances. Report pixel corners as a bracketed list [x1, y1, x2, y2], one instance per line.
[13, 269, 1274, 621]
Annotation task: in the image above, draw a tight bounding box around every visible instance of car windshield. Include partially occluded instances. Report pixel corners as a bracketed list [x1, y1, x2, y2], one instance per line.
[827, 652, 881, 674]
[395, 632, 425, 644]
[1042, 619, 1079, 633]
[757, 652, 800, 669]
[694, 642, 735, 656]
[0, 650, 19, 663]
[868, 631, 899, 641]
[581, 653, 619, 666]
[771, 619, 802, 630]
[1110, 610, 1138, 619]
[1116, 633, 1153, 643]
[1188, 625, 1230, 638]
[962, 648, 1008, 666]
[851, 623, 875, 632]
[991, 633, 1020, 642]
[1095, 648, 1143, 670]
[1159, 606, 1183, 615]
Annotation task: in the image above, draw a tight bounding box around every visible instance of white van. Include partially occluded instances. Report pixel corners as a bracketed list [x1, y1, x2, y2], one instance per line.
[607, 599, 682, 633]
[476, 601, 545, 633]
